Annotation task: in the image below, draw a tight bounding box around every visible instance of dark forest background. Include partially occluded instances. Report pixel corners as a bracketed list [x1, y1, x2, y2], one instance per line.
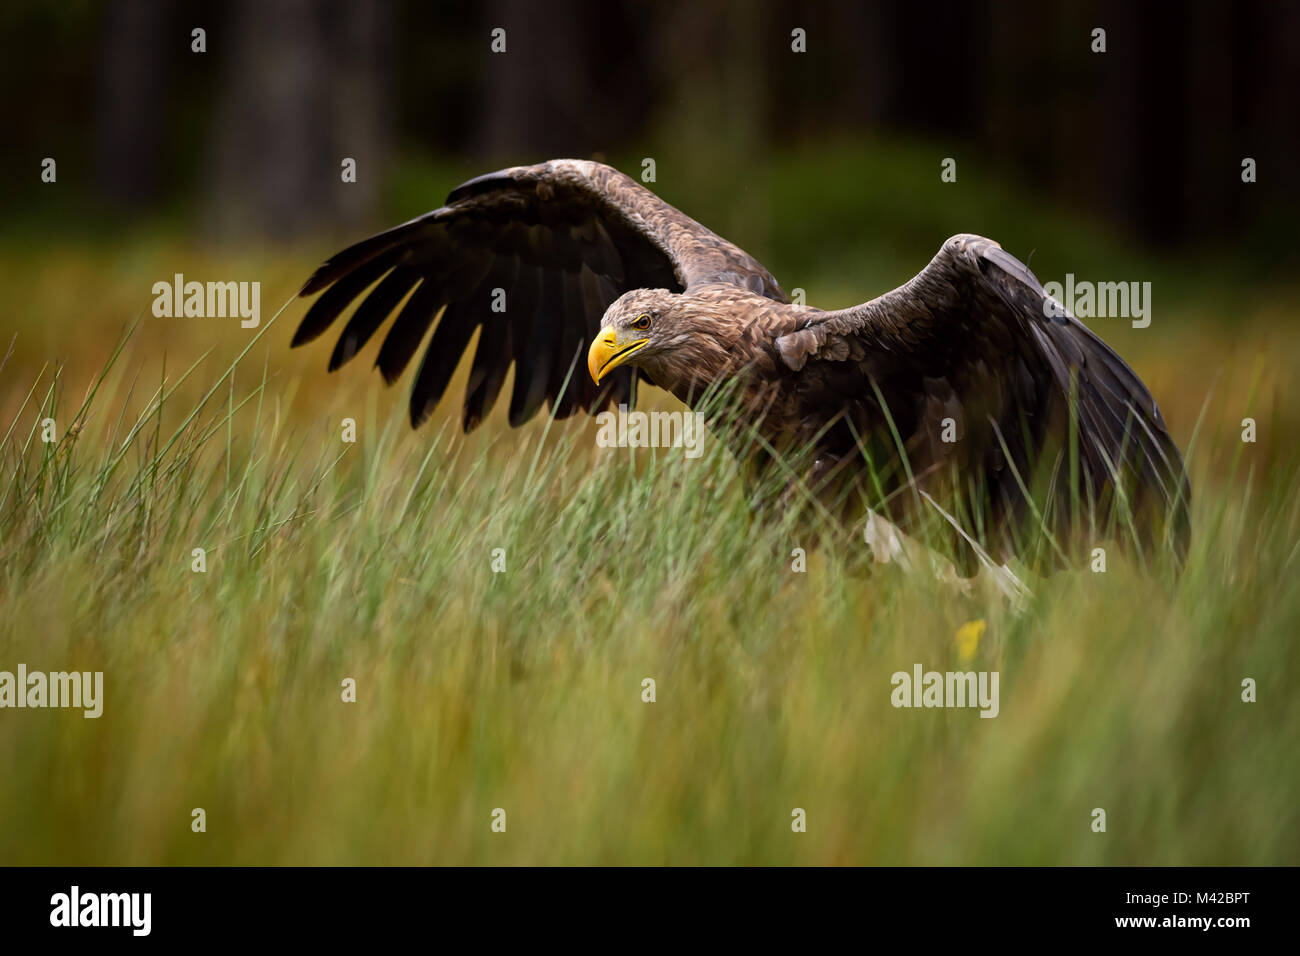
[3, 0, 1296, 279]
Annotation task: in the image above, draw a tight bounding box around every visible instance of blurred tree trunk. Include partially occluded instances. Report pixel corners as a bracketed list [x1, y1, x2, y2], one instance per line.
[206, 0, 391, 239]
[329, 0, 392, 228]
[646, 0, 766, 244]
[96, 0, 172, 205]
[475, 0, 585, 160]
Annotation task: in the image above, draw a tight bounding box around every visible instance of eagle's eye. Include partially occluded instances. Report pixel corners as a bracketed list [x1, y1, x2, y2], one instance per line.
[630, 313, 652, 332]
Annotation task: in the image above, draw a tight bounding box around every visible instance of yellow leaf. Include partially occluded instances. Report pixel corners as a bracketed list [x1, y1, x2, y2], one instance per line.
[955, 619, 987, 663]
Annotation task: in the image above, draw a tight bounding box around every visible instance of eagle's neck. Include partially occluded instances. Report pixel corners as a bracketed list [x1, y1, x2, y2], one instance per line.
[640, 292, 798, 415]
[639, 333, 736, 406]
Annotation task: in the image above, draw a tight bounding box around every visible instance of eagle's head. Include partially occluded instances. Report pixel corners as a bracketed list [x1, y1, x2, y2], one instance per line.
[587, 288, 689, 384]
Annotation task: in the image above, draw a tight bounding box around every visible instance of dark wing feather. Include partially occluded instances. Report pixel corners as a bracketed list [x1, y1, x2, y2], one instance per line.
[294, 159, 787, 431]
[292, 246, 407, 347]
[327, 265, 422, 371]
[775, 234, 1190, 568]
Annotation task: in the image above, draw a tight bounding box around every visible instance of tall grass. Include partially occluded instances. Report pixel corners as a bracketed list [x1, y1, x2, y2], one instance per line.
[0, 299, 1296, 865]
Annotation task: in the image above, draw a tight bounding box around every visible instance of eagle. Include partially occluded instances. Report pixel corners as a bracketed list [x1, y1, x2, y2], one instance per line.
[293, 159, 1190, 573]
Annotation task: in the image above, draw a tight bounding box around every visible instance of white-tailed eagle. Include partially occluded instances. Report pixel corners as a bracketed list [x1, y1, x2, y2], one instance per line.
[294, 159, 1190, 571]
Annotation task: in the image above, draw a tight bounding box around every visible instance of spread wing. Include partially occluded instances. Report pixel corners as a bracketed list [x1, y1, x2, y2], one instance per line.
[775, 234, 1190, 567]
[293, 159, 786, 430]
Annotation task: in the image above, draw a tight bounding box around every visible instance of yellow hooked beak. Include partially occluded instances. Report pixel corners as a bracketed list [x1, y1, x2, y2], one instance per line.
[587, 329, 649, 384]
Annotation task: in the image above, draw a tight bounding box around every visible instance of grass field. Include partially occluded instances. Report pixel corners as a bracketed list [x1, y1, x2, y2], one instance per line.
[1, 150, 1298, 864]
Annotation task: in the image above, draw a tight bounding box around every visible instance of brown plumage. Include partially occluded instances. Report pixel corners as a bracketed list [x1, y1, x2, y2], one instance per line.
[294, 159, 1190, 572]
